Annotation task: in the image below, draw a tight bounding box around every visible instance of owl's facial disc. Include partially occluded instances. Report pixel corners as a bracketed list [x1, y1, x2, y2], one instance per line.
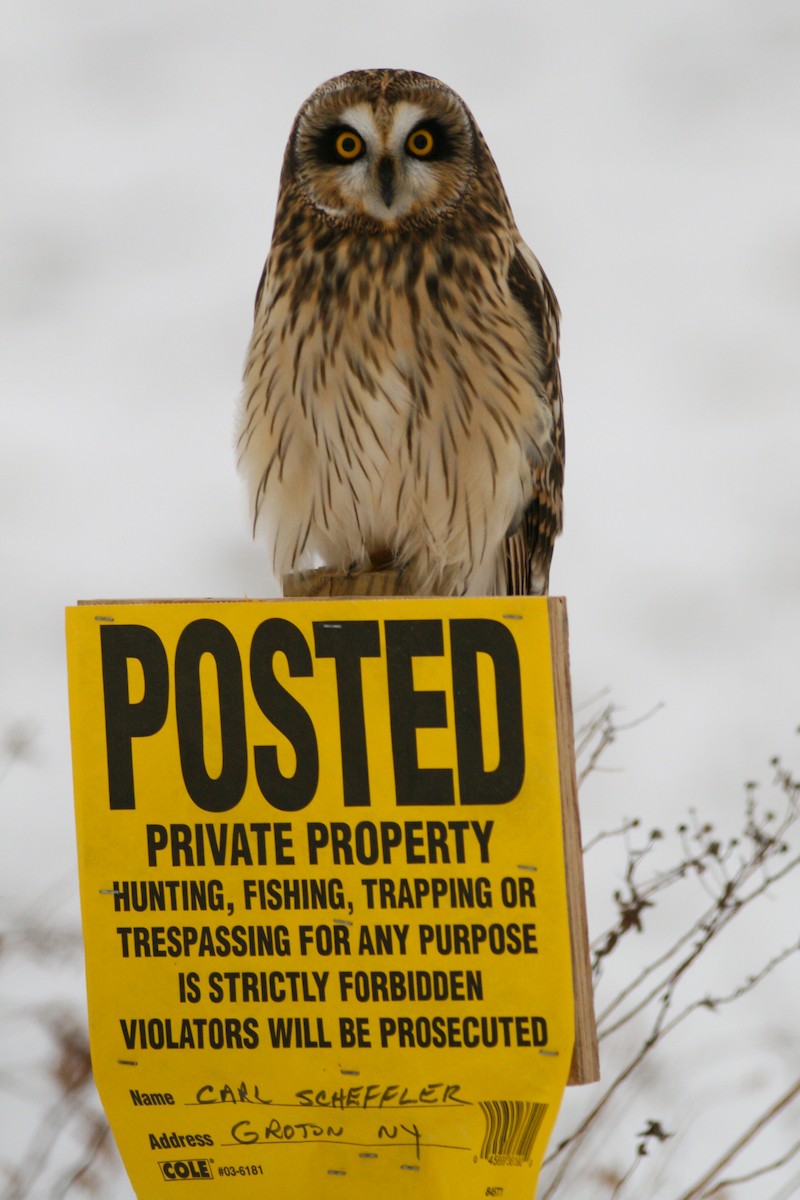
[296, 93, 474, 226]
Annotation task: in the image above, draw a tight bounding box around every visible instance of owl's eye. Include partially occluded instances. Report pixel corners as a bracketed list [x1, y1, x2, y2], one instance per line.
[334, 130, 364, 161]
[406, 128, 435, 158]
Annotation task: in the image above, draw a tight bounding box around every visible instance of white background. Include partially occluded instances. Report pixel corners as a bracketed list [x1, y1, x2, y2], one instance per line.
[1, 1, 798, 1195]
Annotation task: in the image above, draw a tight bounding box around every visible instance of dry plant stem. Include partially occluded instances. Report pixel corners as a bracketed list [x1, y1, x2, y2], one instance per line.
[583, 818, 639, 855]
[575, 702, 662, 788]
[705, 1136, 800, 1197]
[542, 853, 800, 1195]
[542, 952, 800, 1198]
[540, 735, 800, 1199]
[51, 1117, 112, 1200]
[676, 1078, 800, 1200]
[599, 849, 800, 1040]
[1, 1087, 85, 1200]
[592, 781, 800, 1029]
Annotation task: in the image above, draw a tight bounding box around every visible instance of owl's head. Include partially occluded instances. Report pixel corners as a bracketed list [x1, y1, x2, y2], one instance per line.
[284, 69, 481, 229]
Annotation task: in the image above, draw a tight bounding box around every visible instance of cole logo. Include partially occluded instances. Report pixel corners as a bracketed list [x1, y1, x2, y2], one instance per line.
[159, 1159, 213, 1182]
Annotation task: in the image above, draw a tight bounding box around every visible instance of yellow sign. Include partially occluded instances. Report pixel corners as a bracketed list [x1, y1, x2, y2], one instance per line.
[66, 598, 574, 1198]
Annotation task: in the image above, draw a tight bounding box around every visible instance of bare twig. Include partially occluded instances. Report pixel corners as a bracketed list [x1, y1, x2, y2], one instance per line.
[540, 747, 800, 1198]
[676, 1078, 800, 1200]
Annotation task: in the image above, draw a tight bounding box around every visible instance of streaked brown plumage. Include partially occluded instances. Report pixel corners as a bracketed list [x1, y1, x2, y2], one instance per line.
[237, 68, 564, 596]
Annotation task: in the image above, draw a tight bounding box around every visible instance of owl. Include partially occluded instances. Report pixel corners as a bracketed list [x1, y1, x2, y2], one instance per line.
[237, 68, 563, 596]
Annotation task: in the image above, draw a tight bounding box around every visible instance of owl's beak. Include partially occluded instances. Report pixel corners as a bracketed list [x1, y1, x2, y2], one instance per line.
[377, 156, 394, 208]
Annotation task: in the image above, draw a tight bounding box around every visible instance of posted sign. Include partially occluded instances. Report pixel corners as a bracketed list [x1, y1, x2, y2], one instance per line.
[66, 598, 574, 1198]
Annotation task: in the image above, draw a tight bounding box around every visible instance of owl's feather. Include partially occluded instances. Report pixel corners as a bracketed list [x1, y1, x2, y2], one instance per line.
[237, 69, 564, 597]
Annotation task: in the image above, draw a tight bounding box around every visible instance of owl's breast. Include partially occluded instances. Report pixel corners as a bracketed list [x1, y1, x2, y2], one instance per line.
[239, 238, 553, 592]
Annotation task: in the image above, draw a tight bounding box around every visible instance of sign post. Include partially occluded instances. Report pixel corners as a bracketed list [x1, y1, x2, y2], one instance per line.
[67, 595, 596, 1198]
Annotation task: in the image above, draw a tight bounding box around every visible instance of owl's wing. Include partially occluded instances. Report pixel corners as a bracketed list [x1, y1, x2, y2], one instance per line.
[503, 240, 565, 597]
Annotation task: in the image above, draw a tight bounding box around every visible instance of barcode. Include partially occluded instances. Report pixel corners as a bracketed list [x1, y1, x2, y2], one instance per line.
[478, 1100, 549, 1166]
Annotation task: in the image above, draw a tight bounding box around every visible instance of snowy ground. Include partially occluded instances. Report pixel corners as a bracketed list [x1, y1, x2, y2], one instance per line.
[1, 0, 799, 1195]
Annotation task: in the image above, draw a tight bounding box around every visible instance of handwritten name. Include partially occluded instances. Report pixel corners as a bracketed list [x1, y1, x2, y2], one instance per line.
[196, 1080, 469, 1109]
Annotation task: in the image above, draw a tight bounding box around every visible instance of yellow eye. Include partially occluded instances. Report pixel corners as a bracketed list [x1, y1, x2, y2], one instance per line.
[407, 128, 434, 157]
[335, 130, 363, 160]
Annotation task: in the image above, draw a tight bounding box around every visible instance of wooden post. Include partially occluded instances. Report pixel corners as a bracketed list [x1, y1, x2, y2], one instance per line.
[283, 565, 411, 598]
[547, 596, 600, 1085]
[284, 567, 600, 1085]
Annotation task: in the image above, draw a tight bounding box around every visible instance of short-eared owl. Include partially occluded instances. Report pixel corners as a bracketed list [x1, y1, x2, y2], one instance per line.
[237, 68, 563, 596]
